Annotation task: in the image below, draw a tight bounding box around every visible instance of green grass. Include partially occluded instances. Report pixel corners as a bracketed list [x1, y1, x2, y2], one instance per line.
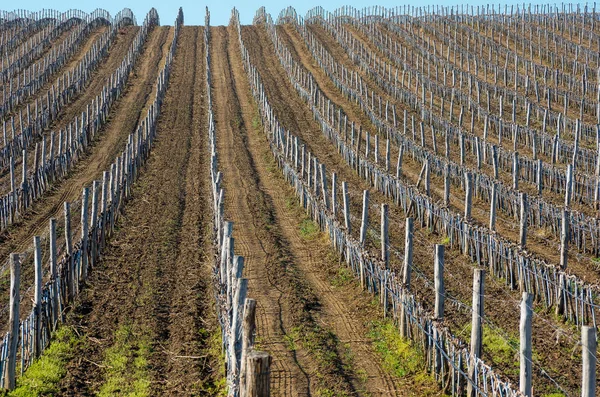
[461, 323, 520, 377]
[331, 266, 354, 287]
[9, 326, 81, 397]
[368, 320, 422, 377]
[368, 319, 450, 396]
[299, 219, 319, 239]
[97, 324, 151, 397]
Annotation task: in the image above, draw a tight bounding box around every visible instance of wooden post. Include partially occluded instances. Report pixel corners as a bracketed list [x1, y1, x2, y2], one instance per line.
[359, 190, 369, 246]
[560, 209, 569, 269]
[342, 181, 351, 233]
[444, 163, 450, 206]
[492, 145, 499, 179]
[424, 158, 430, 196]
[520, 292, 533, 397]
[64, 201, 74, 298]
[513, 152, 519, 190]
[403, 217, 414, 289]
[81, 187, 89, 281]
[489, 183, 497, 231]
[565, 164, 573, 207]
[582, 326, 597, 397]
[464, 172, 473, 221]
[467, 269, 485, 397]
[519, 193, 528, 248]
[381, 204, 389, 268]
[240, 298, 257, 396]
[331, 172, 337, 216]
[91, 180, 99, 266]
[49, 218, 58, 326]
[9, 156, 15, 222]
[100, 171, 109, 249]
[6, 253, 20, 391]
[396, 144, 404, 178]
[536, 159, 543, 195]
[400, 217, 414, 338]
[245, 351, 271, 397]
[434, 244, 445, 319]
[33, 237, 42, 358]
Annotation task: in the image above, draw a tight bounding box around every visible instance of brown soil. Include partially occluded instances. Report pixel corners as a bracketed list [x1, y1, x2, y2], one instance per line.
[224, 23, 444, 396]
[245, 21, 582, 395]
[58, 25, 221, 396]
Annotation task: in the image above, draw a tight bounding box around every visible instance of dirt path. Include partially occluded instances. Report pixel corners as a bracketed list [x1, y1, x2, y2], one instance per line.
[0, 26, 172, 331]
[59, 25, 221, 396]
[214, 23, 414, 396]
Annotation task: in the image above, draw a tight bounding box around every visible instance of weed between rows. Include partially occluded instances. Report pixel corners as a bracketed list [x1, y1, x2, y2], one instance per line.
[8, 326, 81, 397]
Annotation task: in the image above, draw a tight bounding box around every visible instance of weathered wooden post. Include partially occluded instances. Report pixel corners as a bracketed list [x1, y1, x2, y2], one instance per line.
[424, 158, 431, 197]
[565, 164, 573, 207]
[81, 187, 89, 281]
[467, 269, 485, 397]
[560, 209, 569, 269]
[64, 201, 74, 297]
[5, 253, 20, 390]
[381, 204, 389, 268]
[331, 172, 337, 216]
[9, 156, 15, 222]
[100, 171, 109, 249]
[434, 244, 445, 319]
[519, 193, 528, 248]
[582, 326, 597, 397]
[240, 298, 257, 397]
[21, 148, 28, 210]
[464, 172, 473, 220]
[49, 218, 58, 326]
[513, 152, 519, 190]
[396, 144, 404, 178]
[33, 237, 42, 358]
[400, 217, 414, 338]
[91, 180, 100, 266]
[489, 183, 497, 231]
[492, 145, 499, 179]
[342, 181, 351, 232]
[245, 351, 271, 397]
[444, 163, 450, 206]
[520, 292, 533, 397]
[359, 190, 369, 246]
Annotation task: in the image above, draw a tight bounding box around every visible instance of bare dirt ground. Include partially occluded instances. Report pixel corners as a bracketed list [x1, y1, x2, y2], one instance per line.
[217, 23, 444, 396]
[243, 22, 582, 395]
[58, 26, 222, 396]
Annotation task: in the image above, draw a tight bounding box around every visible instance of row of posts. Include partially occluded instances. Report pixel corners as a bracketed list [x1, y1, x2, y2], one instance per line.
[357, 180, 593, 396]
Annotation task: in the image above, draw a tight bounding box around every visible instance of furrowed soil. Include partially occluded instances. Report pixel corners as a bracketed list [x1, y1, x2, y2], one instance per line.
[214, 22, 443, 396]
[0, 26, 170, 331]
[58, 26, 221, 396]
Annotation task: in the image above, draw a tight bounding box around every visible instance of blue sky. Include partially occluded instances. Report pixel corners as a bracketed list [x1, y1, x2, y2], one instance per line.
[3, 1, 576, 26]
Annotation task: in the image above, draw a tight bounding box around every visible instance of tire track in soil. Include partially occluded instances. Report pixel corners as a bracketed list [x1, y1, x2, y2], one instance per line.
[212, 25, 310, 397]
[59, 26, 221, 396]
[221, 24, 408, 396]
[0, 26, 171, 333]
